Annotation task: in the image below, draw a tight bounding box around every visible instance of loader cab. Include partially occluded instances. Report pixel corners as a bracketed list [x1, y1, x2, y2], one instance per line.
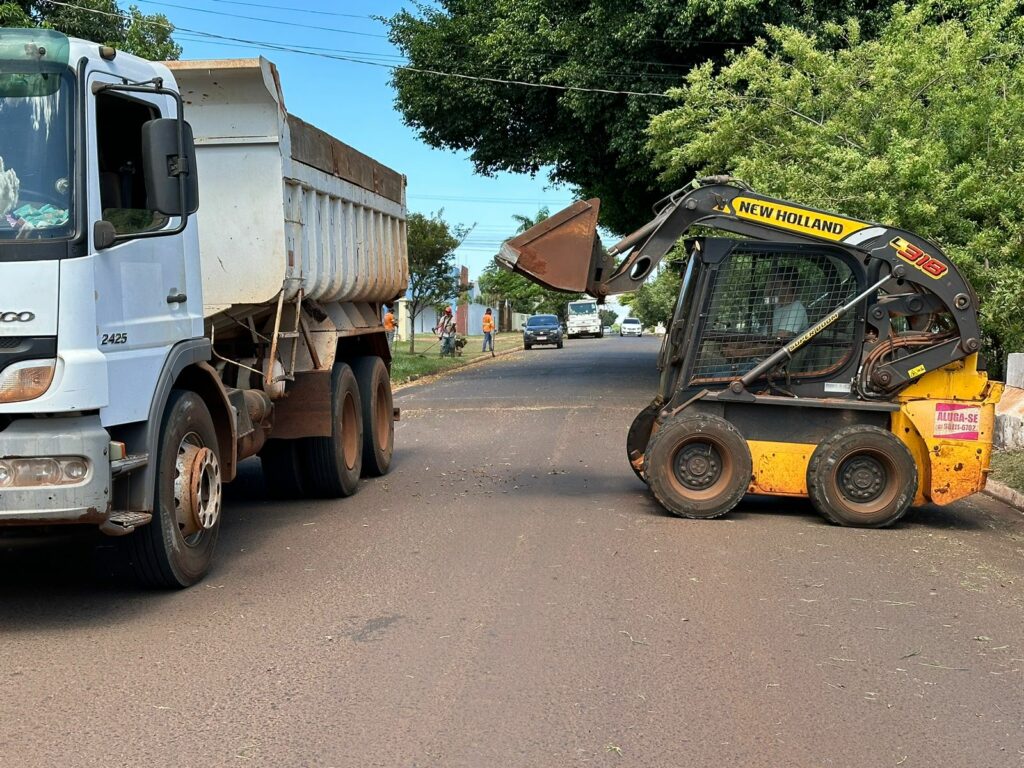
[659, 238, 866, 404]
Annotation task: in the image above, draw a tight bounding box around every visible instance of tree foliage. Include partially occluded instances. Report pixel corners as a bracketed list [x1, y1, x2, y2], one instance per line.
[477, 207, 583, 319]
[619, 265, 681, 328]
[598, 308, 618, 328]
[648, 0, 1024, 369]
[407, 211, 464, 352]
[0, 1, 181, 60]
[386, 0, 897, 235]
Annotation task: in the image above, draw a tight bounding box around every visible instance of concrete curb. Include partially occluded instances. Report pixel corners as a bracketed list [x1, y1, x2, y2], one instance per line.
[984, 479, 1024, 512]
[393, 346, 521, 392]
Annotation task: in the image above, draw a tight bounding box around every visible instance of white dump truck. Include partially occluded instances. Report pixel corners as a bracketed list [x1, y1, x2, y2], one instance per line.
[0, 29, 409, 586]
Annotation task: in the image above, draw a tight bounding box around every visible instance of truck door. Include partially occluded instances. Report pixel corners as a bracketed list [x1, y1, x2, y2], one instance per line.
[86, 72, 192, 378]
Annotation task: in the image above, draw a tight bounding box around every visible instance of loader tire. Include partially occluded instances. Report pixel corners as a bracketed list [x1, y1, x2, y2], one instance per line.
[128, 390, 222, 588]
[644, 414, 751, 519]
[352, 356, 394, 477]
[807, 426, 917, 528]
[301, 362, 363, 498]
[260, 439, 306, 499]
[625, 402, 661, 483]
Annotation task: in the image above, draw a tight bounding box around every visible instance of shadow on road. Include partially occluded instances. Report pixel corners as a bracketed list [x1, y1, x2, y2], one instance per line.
[0, 458, 344, 628]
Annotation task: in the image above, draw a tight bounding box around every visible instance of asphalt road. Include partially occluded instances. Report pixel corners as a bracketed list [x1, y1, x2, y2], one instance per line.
[1, 336, 1022, 768]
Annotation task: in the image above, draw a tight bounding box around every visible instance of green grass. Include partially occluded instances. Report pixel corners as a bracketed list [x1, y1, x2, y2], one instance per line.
[390, 333, 522, 385]
[990, 450, 1024, 493]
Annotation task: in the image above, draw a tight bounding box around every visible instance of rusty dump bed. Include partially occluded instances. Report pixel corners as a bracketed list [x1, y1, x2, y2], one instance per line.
[286, 114, 404, 205]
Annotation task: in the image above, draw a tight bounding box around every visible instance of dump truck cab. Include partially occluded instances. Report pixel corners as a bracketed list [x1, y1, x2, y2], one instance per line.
[499, 178, 1002, 527]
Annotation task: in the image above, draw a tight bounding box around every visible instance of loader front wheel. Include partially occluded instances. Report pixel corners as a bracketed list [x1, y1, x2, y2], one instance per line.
[644, 414, 751, 519]
[807, 426, 917, 528]
[626, 402, 661, 483]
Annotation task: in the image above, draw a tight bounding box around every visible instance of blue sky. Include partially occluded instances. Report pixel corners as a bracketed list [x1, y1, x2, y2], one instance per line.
[138, 0, 580, 282]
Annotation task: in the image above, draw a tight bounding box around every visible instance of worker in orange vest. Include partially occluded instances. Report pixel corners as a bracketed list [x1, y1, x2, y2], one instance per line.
[482, 307, 496, 356]
[383, 305, 396, 349]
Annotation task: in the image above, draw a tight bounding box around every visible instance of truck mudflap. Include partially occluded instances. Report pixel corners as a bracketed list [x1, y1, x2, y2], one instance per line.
[496, 199, 612, 295]
[0, 415, 111, 525]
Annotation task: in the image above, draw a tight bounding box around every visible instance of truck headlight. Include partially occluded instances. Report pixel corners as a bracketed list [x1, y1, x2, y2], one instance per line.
[0, 359, 56, 403]
[0, 457, 90, 487]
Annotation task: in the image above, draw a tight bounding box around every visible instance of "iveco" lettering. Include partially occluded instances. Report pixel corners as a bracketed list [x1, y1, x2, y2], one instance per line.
[0, 311, 35, 322]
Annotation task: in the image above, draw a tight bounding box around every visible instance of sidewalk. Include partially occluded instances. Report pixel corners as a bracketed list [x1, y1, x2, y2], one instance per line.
[985, 449, 1024, 512]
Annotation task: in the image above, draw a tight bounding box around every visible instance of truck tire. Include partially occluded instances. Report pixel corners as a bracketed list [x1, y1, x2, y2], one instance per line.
[807, 426, 917, 528]
[352, 356, 393, 477]
[128, 390, 222, 588]
[644, 413, 751, 519]
[260, 439, 307, 499]
[302, 362, 363, 497]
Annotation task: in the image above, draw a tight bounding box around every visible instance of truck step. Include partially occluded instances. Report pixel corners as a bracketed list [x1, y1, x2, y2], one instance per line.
[100, 511, 154, 536]
[111, 454, 148, 477]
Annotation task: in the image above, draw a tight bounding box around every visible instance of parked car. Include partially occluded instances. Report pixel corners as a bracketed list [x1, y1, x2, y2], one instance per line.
[603, 325, 612, 334]
[523, 314, 564, 349]
[620, 317, 643, 337]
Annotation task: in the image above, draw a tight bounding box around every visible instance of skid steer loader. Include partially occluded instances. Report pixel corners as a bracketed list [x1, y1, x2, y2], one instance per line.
[497, 177, 1002, 527]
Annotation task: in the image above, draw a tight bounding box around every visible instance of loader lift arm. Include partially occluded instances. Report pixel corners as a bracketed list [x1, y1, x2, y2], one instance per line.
[499, 177, 983, 396]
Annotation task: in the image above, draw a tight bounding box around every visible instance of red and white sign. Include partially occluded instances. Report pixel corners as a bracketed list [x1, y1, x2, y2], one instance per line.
[934, 403, 981, 440]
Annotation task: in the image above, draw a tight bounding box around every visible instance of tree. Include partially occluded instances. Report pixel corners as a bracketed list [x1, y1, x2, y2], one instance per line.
[598, 308, 618, 328]
[477, 207, 583, 320]
[647, 0, 1024, 373]
[406, 211, 465, 353]
[619, 265, 681, 329]
[1, 1, 181, 60]
[386, 0, 897, 235]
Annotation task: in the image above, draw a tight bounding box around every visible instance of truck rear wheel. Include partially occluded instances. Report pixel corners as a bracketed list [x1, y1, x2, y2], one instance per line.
[302, 362, 363, 497]
[644, 413, 751, 519]
[128, 390, 222, 588]
[807, 426, 917, 527]
[352, 356, 393, 477]
[260, 439, 307, 499]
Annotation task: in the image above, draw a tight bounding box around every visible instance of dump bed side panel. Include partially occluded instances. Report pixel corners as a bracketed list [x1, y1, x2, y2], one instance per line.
[166, 57, 407, 315]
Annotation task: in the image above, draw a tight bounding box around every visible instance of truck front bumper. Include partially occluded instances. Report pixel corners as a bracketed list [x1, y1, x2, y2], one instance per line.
[0, 415, 111, 524]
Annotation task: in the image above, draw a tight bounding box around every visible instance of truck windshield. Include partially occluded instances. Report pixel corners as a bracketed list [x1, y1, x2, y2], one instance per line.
[0, 70, 75, 241]
[569, 302, 596, 315]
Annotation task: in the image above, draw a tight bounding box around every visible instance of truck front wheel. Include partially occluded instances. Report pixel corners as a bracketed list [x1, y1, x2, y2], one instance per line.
[128, 390, 222, 588]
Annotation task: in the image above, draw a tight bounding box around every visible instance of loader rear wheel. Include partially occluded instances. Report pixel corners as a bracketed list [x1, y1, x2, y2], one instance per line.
[301, 362, 363, 498]
[352, 356, 393, 477]
[807, 426, 917, 528]
[644, 414, 751, 519]
[260, 439, 306, 499]
[128, 390, 221, 588]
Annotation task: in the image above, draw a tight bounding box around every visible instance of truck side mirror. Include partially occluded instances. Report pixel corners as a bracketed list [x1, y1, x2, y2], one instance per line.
[142, 118, 199, 217]
[93, 220, 116, 250]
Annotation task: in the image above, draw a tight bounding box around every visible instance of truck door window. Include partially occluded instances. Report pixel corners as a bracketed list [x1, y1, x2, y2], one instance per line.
[690, 249, 858, 384]
[95, 92, 167, 236]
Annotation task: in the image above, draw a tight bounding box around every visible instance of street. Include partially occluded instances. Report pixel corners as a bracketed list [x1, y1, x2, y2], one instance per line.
[1, 336, 1022, 768]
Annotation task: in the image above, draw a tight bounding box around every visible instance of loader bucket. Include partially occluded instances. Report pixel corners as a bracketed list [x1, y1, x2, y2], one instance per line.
[495, 199, 609, 296]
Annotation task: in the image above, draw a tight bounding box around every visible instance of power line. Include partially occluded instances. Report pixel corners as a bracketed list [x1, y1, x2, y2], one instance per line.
[200, 0, 373, 20]
[47, 1, 674, 98]
[144, 0, 715, 74]
[139, 0, 693, 81]
[133, 0, 389, 38]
